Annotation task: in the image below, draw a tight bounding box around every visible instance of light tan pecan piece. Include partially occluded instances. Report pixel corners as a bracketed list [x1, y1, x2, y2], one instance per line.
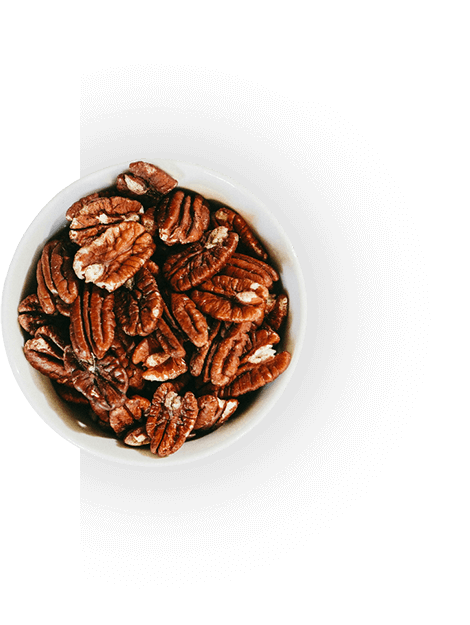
[162, 227, 239, 292]
[69, 196, 144, 247]
[157, 189, 210, 246]
[23, 325, 70, 384]
[219, 351, 291, 398]
[211, 206, 268, 260]
[73, 221, 156, 292]
[129, 161, 178, 196]
[64, 345, 128, 412]
[114, 267, 163, 336]
[192, 395, 239, 435]
[69, 283, 115, 362]
[190, 275, 269, 324]
[146, 383, 198, 457]
[170, 292, 208, 347]
[36, 239, 80, 315]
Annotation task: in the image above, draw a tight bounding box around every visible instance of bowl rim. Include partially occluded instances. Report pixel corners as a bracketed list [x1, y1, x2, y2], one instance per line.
[1, 159, 308, 466]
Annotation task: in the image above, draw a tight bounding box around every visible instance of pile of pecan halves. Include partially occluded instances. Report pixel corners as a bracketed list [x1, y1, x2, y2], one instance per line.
[18, 161, 291, 457]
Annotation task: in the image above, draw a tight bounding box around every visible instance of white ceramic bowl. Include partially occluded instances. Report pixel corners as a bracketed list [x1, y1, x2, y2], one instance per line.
[2, 160, 307, 466]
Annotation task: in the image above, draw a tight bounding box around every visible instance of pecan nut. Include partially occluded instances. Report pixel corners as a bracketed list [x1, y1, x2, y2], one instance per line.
[132, 317, 185, 368]
[64, 345, 128, 411]
[146, 383, 198, 456]
[114, 266, 163, 336]
[201, 322, 250, 387]
[37, 239, 79, 315]
[190, 275, 268, 323]
[157, 189, 210, 246]
[170, 292, 208, 347]
[193, 395, 239, 435]
[23, 325, 70, 384]
[18, 294, 56, 335]
[123, 425, 151, 447]
[69, 196, 144, 247]
[219, 252, 279, 288]
[142, 356, 188, 382]
[108, 395, 151, 437]
[69, 283, 115, 362]
[219, 351, 291, 398]
[162, 227, 238, 291]
[73, 221, 156, 292]
[129, 161, 178, 196]
[265, 293, 289, 331]
[212, 206, 268, 260]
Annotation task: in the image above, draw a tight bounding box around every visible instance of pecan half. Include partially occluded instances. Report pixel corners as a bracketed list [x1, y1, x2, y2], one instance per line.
[69, 196, 144, 247]
[23, 325, 70, 384]
[240, 325, 280, 365]
[37, 239, 79, 315]
[142, 356, 188, 382]
[170, 292, 208, 347]
[64, 345, 128, 411]
[219, 252, 279, 288]
[190, 275, 268, 323]
[108, 395, 151, 437]
[132, 317, 185, 368]
[157, 189, 210, 246]
[212, 206, 268, 260]
[66, 192, 101, 221]
[193, 395, 239, 435]
[201, 322, 250, 387]
[146, 383, 198, 456]
[219, 351, 291, 398]
[73, 221, 156, 292]
[18, 294, 55, 335]
[189, 319, 221, 377]
[129, 161, 178, 196]
[69, 283, 115, 362]
[162, 227, 239, 291]
[266, 293, 289, 331]
[114, 266, 163, 336]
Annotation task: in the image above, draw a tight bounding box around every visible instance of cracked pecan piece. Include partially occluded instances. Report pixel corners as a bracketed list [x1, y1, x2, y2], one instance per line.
[142, 356, 188, 382]
[114, 266, 163, 336]
[69, 196, 144, 247]
[123, 425, 151, 447]
[132, 317, 185, 368]
[108, 395, 151, 437]
[240, 325, 280, 366]
[219, 350, 291, 398]
[146, 383, 198, 456]
[211, 206, 268, 260]
[73, 221, 155, 292]
[162, 227, 239, 291]
[190, 275, 269, 324]
[192, 394, 239, 435]
[64, 345, 128, 412]
[69, 283, 115, 362]
[23, 325, 71, 384]
[157, 189, 210, 246]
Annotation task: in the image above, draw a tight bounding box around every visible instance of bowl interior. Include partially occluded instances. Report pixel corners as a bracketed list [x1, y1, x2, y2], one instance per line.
[2, 160, 307, 466]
